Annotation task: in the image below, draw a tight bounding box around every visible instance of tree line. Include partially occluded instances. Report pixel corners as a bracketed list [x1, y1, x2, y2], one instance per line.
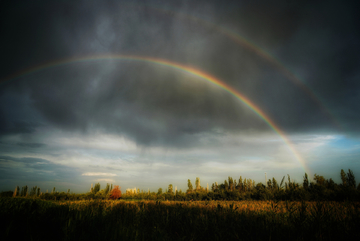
[2, 169, 359, 201]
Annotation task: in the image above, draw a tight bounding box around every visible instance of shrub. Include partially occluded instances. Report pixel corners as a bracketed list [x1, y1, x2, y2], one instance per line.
[109, 185, 121, 200]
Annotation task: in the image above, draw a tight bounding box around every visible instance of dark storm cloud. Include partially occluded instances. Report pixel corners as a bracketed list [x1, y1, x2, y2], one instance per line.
[270, 0, 360, 132]
[1, 0, 360, 148]
[17, 142, 45, 148]
[0, 156, 80, 182]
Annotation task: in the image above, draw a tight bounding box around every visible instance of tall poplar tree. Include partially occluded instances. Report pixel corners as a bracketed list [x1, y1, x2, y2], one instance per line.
[238, 176, 243, 191]
[104, 183, 110, 196]
[187, 179, 193, 193]
[94, 183, 100, 194]
[168, 184, 173, 194]
[347, 169, 356, 188]
[195, 177, 200, 190]
[341, 169, 347, 187]
[303, 173, 309, 190]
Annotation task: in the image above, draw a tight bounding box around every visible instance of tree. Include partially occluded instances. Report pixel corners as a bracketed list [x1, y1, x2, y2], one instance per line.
[157, 188, 163, 195]
[326, 178, 335, 190]
[195, 177, 200, 190]
[279, 176, 285, 189]
[93, 183, 100, 194]
[187, 179, 193, 193]
[30, 186, 37, 196]
[104, 183, 110, 196]
[168, 184, 173, 194]
[347, 169, 356, 188]
[238, 176, 243, 191]
[272, 177, 278, 190]
[109, 185, 121, 199]
[248, 179, 253, 191]
[228, 176, 234, 190]
[13, 186, 19, 197]
[224, 180, 229, 190]
[287, 174, 294, 189]
[267, 179, 272, 189]
[314, 174, 326, 186]
[303, 173, 309, 190]
[341, 169, 347, 187]
[21, 185, 28, 196]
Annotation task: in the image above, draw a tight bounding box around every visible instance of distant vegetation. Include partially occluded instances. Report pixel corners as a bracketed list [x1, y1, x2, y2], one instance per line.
[1, 169, 359, 240]
[1, 169, 359, 202]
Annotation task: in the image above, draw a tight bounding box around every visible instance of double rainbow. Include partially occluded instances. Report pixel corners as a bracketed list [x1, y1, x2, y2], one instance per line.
[0, 54, 310, 175]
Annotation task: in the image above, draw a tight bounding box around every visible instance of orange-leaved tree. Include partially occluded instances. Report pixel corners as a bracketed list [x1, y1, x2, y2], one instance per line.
[109, 185, 121, 200]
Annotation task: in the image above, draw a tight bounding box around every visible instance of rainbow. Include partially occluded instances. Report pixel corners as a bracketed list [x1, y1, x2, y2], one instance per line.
[144, 6, 341, 130]
[0, 54, 311, 175]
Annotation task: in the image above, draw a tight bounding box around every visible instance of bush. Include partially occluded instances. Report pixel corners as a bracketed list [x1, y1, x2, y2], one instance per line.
[109, 185, 121, 200]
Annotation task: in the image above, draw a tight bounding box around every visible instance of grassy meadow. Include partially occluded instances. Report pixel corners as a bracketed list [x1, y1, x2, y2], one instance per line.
[1, 197, 359, 241]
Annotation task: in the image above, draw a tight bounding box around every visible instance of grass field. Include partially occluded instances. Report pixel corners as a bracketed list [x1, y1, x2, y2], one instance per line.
[1, 198, 359, 240]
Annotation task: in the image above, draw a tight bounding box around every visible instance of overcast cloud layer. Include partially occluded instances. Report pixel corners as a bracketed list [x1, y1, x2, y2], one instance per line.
[1, 0, 359, 193]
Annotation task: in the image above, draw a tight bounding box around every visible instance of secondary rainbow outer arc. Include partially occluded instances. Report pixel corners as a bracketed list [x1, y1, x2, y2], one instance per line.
[148, 7, 341, 130]
[0, 54, 310, 175]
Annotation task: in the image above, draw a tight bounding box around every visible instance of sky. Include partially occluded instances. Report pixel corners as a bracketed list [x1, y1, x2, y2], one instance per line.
[1, 0, 360, 193]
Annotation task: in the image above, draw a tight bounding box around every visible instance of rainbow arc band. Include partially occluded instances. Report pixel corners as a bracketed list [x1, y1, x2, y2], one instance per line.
[0, 54, 310, 175]
[147, 6, 341, 130]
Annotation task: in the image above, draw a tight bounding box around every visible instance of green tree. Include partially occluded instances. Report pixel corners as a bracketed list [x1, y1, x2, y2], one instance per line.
[287, 175, 294, 189]
[341, 169, 347, 187]
[21, 185, 28, 196]
[347, 169, 356, 188]
[187, 179, 193, 193]
[168, 184, 173, 194]
[29, 186, 36, 196]
[104, 183, 110, 196]
[303, 173, 309, 190]
[272, 177, 278, 190]
[314, 174, 326, 186]
[238, 176, 243, 192]
[224, 180, 229, 190]
[279, 176, 285, 189]
[93, 183, 100, 194]
[157, 188, 163, 195]
[228, 176, 234, 190]
[195, 177, 200, 190]
[326, 178, 335, 190]
[267, 179, 272, 189]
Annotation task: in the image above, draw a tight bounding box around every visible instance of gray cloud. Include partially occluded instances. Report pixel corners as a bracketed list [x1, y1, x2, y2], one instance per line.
[1, 0, 359, 146]
[0, 0, 359, 191]
[17, 142, 45, 148]
[0, 156, 80, 181]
